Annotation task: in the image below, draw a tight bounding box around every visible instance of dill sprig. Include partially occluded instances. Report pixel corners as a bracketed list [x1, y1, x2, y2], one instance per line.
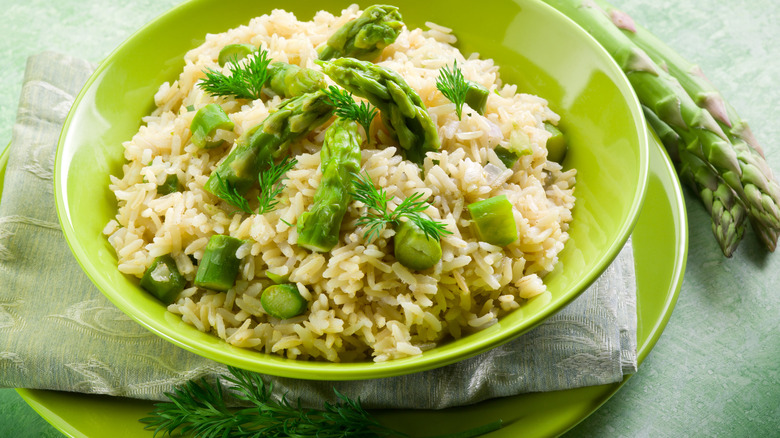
[323, 85, 378, 137]
[141, 366, 502, 438]
[257, 156, 297, 215]
[140, 366, 399, 438]
[351, 171, 453, 242]
[199, 48, 271, 100]
[435, 60, 469, 120]
[212, 173, 253, 214]
[211, 157, 296, 215]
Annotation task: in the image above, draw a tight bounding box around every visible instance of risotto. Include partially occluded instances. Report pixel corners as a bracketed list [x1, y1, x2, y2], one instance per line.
[104, 4, 576, 362]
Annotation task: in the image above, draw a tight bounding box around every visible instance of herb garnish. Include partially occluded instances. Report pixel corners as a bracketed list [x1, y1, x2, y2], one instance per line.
[256, 156, 297, 215]
[322, 85, 379, 137]
[435, 60, 469, 120]
[141, 366, 503, 438]
[212, 157, 297, 215]
[351, 171, 453, 243]
[213, 173, 252, 214]
[199, 48, 271, 100]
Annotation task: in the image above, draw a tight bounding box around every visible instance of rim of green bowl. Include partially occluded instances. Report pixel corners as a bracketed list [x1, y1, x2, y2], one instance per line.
[54, 0, 649, 380]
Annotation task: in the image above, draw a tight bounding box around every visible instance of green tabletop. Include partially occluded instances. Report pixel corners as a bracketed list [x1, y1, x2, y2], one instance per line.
[1, 0, 778, 436]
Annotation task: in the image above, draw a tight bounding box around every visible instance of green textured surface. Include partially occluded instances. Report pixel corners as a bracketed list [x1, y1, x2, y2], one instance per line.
[1, 0, 779, 437]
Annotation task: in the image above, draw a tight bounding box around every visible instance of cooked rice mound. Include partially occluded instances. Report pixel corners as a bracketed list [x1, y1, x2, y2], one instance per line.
[104, 5, 576, 362]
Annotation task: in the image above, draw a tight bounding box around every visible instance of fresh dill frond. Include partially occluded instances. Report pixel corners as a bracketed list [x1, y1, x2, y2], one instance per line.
[322, 85, 379, 137]
[212, 173, 252, 214]
[436, 60, 469, 120]
[141, 366, 503, 438]
[257, 156, 297, 215]
[351, 171, 453, 242]
[140, 366, 401, 438]
[199, 48, 271, 100]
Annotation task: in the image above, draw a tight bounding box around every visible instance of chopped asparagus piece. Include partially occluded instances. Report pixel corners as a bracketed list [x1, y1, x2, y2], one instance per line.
[260, 283, 308, 319]
[494, 145, 520, 169]
[493, 128, 534, 169]
[194, 235, 244, 291]
[189, 103, 234, 149]
[218, 43, 255, 67]
[318, 4, 404, 62]
[544, 122, 567, 163]
[265, 271, 289, 284]
[465, 80, 489, 115]
[394, 215, 443, 271]
[140, 255, 186, 304]
[297, 119, 362, 252]
[157, 173, 180, 195]
[467, 195, 518, 246]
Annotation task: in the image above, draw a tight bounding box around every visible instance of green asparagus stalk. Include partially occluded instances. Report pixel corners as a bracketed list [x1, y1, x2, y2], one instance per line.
[266, 62, 327, 98]
[318, 57, 440, 165]
[542, 0, 780, 253]
[318, 4, 404, 62]
[204, 91, 333, 197]
[592, 0, 780, 252]
[644, 106, 746, 256]
[297, 119, 362, 252]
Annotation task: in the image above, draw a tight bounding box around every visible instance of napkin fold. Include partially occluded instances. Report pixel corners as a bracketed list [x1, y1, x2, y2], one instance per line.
[0, 51, 637, 410]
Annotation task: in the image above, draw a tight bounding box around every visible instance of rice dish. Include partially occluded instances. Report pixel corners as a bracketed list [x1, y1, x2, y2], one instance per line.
[104, 4, 576, 362]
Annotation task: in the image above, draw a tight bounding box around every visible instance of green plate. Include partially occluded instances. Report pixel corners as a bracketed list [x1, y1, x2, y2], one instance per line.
[53, 0, 649, 380]
[17, 130, 685, 436]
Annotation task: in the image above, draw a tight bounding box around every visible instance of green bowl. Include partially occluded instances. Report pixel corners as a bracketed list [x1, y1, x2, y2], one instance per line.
[55, 0, 649, 380]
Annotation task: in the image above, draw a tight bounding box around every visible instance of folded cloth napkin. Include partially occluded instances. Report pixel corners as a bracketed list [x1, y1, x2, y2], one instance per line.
[0, 51, 637, 410]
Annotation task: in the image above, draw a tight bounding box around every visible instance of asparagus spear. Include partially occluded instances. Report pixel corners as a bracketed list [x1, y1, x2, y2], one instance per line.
[318, 4, 404, 62]
[266, 62, 327, 98]
[297, 119, 362, 252]
[204, 90, 333, 197]
[644, 106, 746, 256]
[318, 57, 440, 165]
[542, 0, 780, 253]
[592, 0, 780, 251]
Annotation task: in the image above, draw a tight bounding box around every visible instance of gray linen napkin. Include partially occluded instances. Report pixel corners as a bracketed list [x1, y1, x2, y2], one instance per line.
[0, 51, 637, 410]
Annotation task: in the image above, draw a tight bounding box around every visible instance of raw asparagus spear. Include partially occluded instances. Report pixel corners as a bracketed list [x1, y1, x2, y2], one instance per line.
[318, 4, 404, 62]
[204, 91, 333, 197]
[297, 119, 362, 252]
[644, 106, 746, 256]
[542, 0, 780, 253]
[266, 62, 327, 98]
[593, 0, 780, 251]
[318, 57, 440, 164]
